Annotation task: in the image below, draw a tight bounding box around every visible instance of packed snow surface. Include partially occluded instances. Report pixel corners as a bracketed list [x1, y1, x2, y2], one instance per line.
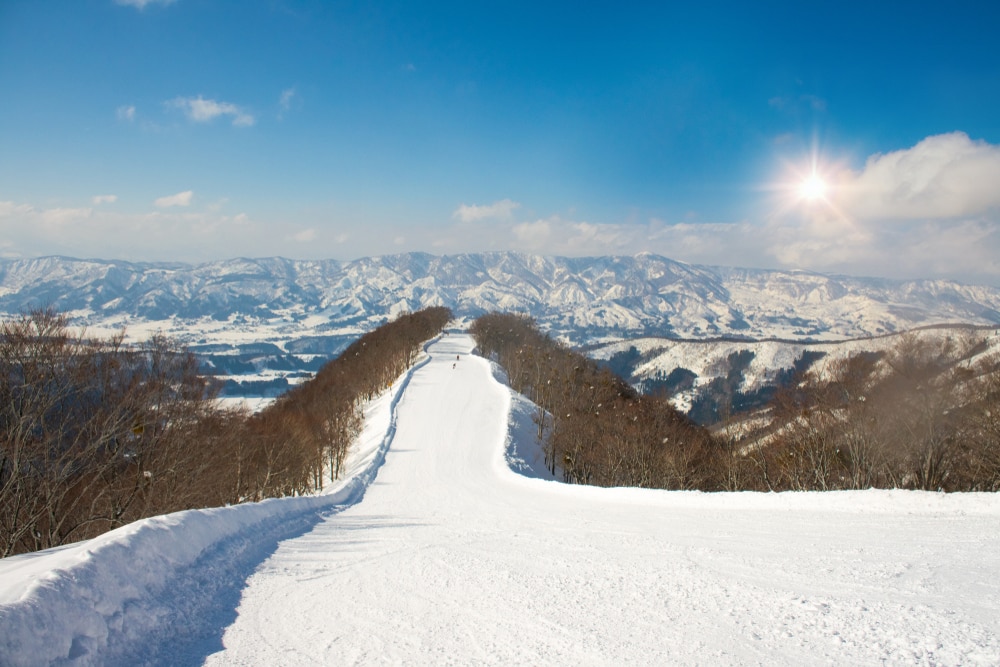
[2, 335, 1000, 665]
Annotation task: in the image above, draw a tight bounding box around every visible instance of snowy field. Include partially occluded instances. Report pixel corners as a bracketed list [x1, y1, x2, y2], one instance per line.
[2, 334, 999, 665]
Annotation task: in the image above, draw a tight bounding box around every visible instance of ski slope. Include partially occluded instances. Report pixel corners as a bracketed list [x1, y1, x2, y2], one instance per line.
[3, 334, 1000, 666]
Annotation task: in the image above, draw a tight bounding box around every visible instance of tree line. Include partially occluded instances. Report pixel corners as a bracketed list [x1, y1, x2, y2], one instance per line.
[471, 313, 1000, 493]
[247, 306, 451, 497]
[0, 307, 450, 556]
[471, 312, 717, 489]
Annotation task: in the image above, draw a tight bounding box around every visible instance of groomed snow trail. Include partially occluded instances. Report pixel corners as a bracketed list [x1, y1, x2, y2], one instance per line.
[204, 335, 1000, 666]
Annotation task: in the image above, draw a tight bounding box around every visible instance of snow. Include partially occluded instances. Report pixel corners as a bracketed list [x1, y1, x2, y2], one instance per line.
[213, 396, 275, 413]
[0, 340, 428, 666]
[590, 328, 1000, 408]
[5, 253, 1000, 349]
[2, 334, 999, 666]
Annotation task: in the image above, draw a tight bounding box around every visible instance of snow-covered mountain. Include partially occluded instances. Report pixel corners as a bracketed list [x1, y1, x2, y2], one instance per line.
[1, 252, 999, 344]
[589, 327, 1000, 423]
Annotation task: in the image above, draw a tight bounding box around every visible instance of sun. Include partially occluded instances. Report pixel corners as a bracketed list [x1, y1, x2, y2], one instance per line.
[766, 147, 849, 220]
[798, 173, 827, 201]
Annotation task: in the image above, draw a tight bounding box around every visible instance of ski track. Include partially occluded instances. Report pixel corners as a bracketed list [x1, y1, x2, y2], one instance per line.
[2, 334, 1000, 666]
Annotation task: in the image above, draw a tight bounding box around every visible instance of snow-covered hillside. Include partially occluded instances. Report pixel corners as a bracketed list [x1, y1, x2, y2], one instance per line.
[2, 253, 999, 347]
[2, 335, 998, 666]
[590, 326, 1000, 414]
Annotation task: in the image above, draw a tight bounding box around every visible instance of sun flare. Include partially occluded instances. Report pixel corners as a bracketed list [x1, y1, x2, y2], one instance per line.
[767, 148, 850, 221]
[799, 174, 827, 201]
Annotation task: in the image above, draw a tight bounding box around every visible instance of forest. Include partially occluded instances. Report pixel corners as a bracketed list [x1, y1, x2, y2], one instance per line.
[0, 307, 450, 556]
[471, 312, 1000, 493]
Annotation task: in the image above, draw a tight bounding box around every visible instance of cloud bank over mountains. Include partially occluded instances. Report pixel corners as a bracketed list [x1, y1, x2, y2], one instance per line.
[0, 133, 997, 286]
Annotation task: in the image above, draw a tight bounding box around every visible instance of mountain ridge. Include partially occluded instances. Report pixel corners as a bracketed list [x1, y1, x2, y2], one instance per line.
[1, 252, 998, 343]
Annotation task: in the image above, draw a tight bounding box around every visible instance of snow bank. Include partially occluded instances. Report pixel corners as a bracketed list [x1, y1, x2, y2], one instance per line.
[0, 339, 434, 667]
[0, 497, 337, 665]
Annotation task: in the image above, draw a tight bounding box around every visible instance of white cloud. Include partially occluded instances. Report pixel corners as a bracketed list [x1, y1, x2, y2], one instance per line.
[279, 88, 296, 114]
[453, 199, 520, 222]
[840, 132, 1000, 220]
[292, 228, 317, 242]
[0, 201, 34, 217]
[40, 208, 93, 224]
[116, 105, 136, 122]
[92, 195, 118, 205]
[507, 217, 636, 254]
[114, 0, 176, 9]
[566, 221, 634, 252]
[512, 219, 552, 248]
[154, 190, 193, 207]
[0, 198, 338, 263]
[169, 96, 255, 127]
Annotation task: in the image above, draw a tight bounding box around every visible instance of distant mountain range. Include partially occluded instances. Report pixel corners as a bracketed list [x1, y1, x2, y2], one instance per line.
[1, 252, 999, 344]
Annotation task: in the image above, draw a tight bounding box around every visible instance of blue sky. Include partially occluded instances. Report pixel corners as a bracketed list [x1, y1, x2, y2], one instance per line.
[2, 1, 1000, 284]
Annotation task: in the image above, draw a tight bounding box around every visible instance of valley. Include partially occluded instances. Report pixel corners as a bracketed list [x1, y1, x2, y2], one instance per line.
[4, 252, 999, 412]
